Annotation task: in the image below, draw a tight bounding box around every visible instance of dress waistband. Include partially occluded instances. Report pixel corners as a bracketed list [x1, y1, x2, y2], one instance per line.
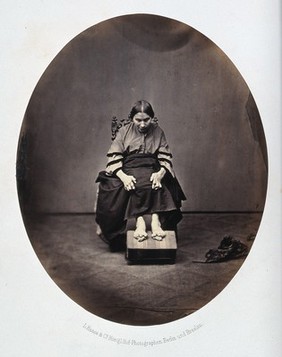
[123, 153, 159, 169]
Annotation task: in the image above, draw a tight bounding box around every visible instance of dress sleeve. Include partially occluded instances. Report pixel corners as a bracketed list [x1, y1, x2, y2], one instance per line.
[157, 131, 175, 177]
[105, 129, 125, 175]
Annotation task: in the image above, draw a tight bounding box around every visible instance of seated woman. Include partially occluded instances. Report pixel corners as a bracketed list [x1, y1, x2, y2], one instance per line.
[96, 100, 186, 251]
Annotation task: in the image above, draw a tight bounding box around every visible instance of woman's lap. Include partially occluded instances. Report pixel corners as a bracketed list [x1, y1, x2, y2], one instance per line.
[95, 154, 185, 243]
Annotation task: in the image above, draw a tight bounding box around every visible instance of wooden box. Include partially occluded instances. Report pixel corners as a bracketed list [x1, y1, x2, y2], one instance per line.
[126, 230, 177, 264]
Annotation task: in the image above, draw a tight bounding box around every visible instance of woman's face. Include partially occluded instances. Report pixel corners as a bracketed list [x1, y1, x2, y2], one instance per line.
[133, 112, 153, 133]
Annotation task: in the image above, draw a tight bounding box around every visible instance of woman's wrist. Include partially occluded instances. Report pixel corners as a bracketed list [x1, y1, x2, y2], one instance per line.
[116, 169, 126, 180]
[158, 167, 166, 178]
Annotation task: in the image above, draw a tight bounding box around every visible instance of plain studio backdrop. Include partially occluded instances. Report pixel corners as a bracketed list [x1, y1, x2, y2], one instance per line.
[2, 1, 280, 355]
[17, 14, 267, 215]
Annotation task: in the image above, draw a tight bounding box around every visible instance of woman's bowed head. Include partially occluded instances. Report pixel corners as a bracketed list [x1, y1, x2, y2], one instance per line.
[96, 100, 186, 249]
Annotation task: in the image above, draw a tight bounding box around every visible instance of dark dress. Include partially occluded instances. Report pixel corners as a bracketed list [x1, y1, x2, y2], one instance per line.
[95, 122, 186, 250]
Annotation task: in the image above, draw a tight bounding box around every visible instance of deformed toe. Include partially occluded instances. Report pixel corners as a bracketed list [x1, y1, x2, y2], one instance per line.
[134, 231, 148, 241]
[138, 236, 148, 242]
[152, 235, 163, 241]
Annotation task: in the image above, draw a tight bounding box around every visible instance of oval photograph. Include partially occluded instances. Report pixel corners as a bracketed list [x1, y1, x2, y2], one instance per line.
[16, 14, 268, 326]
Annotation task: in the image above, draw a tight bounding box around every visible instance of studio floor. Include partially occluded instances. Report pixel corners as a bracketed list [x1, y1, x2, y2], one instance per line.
[23, 212, 262, 326]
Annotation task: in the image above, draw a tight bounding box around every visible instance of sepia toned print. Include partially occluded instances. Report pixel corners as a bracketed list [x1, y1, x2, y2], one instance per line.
[17, 14, 267, 325]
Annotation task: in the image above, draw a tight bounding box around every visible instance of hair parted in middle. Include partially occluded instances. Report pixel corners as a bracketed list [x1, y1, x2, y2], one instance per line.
[128, 100, 155, 120]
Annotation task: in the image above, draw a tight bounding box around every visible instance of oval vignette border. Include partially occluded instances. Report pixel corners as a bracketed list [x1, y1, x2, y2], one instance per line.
[16, 14, 268, 326]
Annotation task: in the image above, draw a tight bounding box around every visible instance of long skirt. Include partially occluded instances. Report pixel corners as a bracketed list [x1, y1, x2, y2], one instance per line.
[95, 153, 186, 248]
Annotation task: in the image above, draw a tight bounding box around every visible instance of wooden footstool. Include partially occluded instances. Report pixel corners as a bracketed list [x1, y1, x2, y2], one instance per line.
[126, 230, 177, 264]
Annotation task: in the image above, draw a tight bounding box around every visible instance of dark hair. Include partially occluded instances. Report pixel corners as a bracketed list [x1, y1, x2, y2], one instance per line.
[128, 100, 155, 119]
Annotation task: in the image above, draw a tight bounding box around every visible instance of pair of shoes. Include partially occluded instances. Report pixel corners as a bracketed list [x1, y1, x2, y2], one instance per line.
[205, 236, 248, 263]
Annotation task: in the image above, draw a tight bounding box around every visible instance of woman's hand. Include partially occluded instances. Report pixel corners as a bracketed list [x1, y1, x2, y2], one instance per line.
[116, 170, 137, 191]
[150, 168, 166, 190]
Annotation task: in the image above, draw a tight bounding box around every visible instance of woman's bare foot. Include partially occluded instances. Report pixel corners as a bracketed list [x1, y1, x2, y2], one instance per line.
[151, 213, 166, 241]
[134, 216, 148, 242]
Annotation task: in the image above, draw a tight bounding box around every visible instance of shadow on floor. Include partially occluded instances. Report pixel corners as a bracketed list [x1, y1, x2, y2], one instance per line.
[23, 212, 261, 326]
